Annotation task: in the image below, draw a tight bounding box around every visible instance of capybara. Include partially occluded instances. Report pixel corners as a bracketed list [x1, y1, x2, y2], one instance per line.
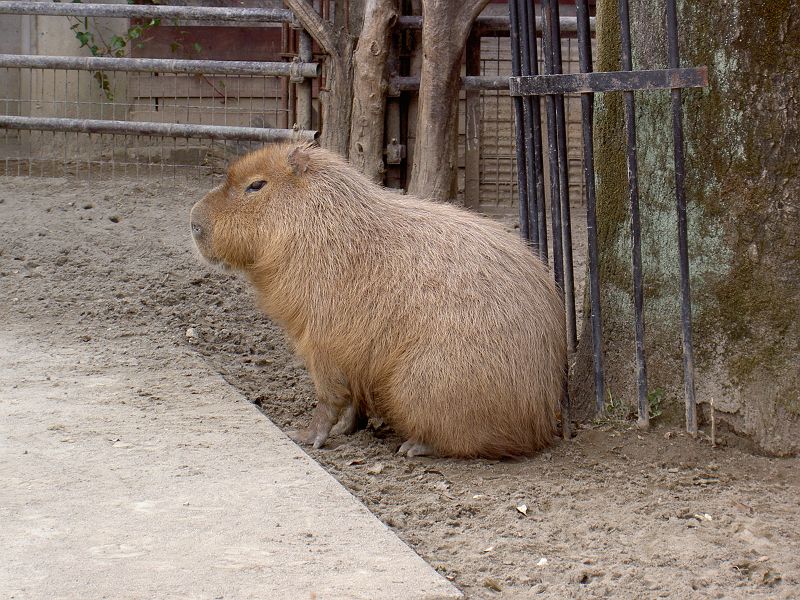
[190, 142, 566, 458]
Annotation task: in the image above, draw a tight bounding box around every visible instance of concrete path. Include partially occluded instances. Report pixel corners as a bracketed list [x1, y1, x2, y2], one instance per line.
[0, 327, 461, 600]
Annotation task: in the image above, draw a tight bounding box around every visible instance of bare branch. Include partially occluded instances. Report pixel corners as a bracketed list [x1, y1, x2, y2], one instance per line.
[283, 0, 337, 57]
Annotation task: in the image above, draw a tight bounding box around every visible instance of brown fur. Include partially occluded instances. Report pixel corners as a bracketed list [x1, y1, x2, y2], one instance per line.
[190, 143, 566, 458]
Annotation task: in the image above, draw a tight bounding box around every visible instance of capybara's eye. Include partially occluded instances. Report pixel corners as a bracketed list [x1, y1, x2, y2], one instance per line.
[246, 180, 267, 193]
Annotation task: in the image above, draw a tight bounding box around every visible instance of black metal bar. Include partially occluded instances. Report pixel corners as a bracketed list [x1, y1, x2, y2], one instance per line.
[540, 0, 570, 438]
[0, 116, 318, 143]
[508, 0, 531, 242]
[509, 66, 708, 95]
[547, 0, 578, 353]
[576, 0, 606, 416]
[619, 0, 649, 428]
[524, 0, 549, 263]
[666, 0, 698, 435]
[0, 1, 294, 22]
[518, 0, 540, 251]
[0, 54, 320, 78]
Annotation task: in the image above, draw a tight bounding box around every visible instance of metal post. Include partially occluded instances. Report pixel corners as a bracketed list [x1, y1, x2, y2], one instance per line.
[576, 0, 606, 416]
[517, 0, 539, 251]
[523, 0, 549, 262]
[508, 0, 530, 242]
[666, 0, 697, 435]
[619, 0, 649, 428]
[546, 0, 577, 353]
[540, 0, 570, 438]
[464, 29, 481, 210]
[296, 29, 313, 130]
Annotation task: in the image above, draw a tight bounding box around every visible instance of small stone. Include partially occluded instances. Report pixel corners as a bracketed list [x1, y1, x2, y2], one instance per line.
[185, 327, 198, 339]
[109, 215, 120, 223]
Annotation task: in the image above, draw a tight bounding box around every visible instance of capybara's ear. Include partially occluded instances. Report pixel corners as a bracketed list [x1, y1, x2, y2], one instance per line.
[287, 146, 311, 176]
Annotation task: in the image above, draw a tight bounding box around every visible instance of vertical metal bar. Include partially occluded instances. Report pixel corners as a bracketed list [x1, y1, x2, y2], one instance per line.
[540, 0, 565, 292]
[464, 29, 481, 210]
[666, 0, 697, 435]
[548, 0, 578, 353]
[297, 29, 313, 130]
[576, 0, 606, 415]
[619, 0, 649, 428]
[541, 0, 570, 438]
[524, 0, 548, 263]
[508, 0, 530, 242]
[516, 0, 539, 251]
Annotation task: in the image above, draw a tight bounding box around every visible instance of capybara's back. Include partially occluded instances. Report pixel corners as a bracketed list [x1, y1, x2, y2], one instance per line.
[190, 143, 566, 458]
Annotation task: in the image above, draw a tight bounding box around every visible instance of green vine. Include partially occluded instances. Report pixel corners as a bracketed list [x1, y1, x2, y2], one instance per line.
[58, 0, 161, 101]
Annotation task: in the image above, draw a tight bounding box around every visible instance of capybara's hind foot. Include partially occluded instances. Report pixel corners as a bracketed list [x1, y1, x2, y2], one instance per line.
[398, 439, 437, 458]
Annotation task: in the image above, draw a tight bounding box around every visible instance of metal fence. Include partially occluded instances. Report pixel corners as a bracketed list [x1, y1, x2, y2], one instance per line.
[507, 0, 708, 433]
[0, 1, 317, 180]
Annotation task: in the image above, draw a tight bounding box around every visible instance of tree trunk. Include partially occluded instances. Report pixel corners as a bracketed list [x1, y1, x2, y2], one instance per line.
[284, 0, 354, 156]
[406, 0, 489, 201]
[572, 0, 800, 455]
[349, 0, 398, 182]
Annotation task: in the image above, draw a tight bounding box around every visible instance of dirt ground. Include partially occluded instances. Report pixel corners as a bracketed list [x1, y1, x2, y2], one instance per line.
[1, 175, 798, 599]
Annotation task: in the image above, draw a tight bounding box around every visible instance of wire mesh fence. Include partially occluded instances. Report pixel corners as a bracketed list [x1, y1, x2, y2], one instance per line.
[469, 34, 596, 214]
[0, 66, 290, 181]
[0, 2, 312, 183]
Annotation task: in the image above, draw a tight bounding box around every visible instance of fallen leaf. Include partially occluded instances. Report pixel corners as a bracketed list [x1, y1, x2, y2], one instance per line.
[482, 545, 495, 553]
[483, 578, 502, 592]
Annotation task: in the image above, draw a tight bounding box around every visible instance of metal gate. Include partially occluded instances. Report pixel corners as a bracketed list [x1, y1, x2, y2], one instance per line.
[0, 1, 317, 179]
[506, 0, 708, 435]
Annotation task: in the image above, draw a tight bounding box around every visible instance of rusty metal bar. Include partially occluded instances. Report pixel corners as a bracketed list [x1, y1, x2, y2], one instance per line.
[0, 54, 320, 78]
[666, 0, 698, 436]
[509, 66, 707, 95]
[576, 0, 606, 416]
[390, 75, 509, 92]
[0, 116, 317, 143]
[397, 15, 595, 36]
[508, 0, 530, 242]
[619, 0, 649, 428]
[0, 1, 294, 22]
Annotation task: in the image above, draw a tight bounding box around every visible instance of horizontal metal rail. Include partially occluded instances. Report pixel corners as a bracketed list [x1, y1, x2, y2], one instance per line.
[509, 66, 708, 95]
[0, 116, 317, 143]
[391, 75, 510, 93]
[0, 54, 319, 78]
[397, 15, 595, 35]
[0, 1, 294, 23]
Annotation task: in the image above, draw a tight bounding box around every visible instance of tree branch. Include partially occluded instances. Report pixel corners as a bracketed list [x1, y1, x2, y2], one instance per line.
[283, 0, 338, 57]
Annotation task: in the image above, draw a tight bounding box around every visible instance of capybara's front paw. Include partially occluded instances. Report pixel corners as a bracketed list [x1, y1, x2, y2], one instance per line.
[288, 426, 330, 449]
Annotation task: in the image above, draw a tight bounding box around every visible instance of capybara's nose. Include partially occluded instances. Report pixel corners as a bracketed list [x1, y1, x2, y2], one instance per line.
[190, 221, 203, 239]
